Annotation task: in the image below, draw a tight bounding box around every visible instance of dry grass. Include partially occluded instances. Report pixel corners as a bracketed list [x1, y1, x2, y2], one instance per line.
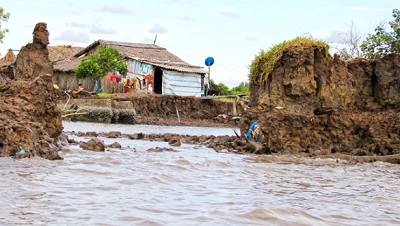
[0, 49, 16, 65]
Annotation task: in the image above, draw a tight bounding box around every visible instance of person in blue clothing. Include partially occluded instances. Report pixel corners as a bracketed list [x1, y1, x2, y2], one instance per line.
[245, 122, 263, 142]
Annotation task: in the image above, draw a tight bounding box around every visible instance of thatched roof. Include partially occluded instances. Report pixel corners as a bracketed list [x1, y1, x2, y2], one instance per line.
[50, 45, 85, 73]
[48, 45, 84, 62]
[0, 49, 16, 69]
[73, 39, 206, 74]
[53, 57, 85, 73]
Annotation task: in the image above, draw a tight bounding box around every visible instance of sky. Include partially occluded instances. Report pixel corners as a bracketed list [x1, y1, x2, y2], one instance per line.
[0, 0, 398, 88]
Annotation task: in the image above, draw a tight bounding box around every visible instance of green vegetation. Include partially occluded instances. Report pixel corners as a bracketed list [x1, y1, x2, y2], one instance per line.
[0, 7, 10, 43]
[75, 47, 128, 80]
[361, 8, 400, 59]
[217, 81, 250, 96]
[230, 82, 250, 95]
[217, 83, 230, 95]
[219, 97, 233, 102]
[98, 93, 114, 98]
[249, 37, 329, 85]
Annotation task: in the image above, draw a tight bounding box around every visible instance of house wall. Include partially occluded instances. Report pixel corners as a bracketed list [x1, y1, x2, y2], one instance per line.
[126, 59, 154, 91]
[162, 70, 203, 97]
[126, 59, 204, 96]
[53, 71, 126, 93]
[52, 59, 203, 95]
[100, 73, 125, 93]
[53, 72, 96, 91]
[127, 59, 154, 76]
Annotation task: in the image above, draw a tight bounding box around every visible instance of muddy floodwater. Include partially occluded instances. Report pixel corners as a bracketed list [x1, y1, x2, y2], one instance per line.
[1, 122, 399, 225]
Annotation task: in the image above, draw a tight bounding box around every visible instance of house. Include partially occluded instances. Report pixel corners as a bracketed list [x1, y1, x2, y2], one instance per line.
[54, 40, 207, 96]
[0, 45, 87, 87]
[0, 49, 16, 82]
[49, 45, 90, 90]
[48, 45, 84, 62]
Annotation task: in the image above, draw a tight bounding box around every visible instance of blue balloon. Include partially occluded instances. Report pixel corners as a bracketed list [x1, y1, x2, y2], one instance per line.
[205, 57, 214, 66]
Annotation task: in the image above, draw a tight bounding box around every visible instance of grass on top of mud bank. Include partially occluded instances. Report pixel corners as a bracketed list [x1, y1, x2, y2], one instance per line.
[98, 93, 115, 98]
[249, 37, 329, 85]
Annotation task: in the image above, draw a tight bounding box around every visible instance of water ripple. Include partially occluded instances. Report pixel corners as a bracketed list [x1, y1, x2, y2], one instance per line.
[0, 122, 399, 225]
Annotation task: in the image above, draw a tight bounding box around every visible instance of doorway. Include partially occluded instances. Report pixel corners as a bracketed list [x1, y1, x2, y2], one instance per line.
[154, 68, 163, 94]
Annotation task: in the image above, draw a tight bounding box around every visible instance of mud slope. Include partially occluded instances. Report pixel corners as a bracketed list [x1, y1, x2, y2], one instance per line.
[0, 22, 63, 160]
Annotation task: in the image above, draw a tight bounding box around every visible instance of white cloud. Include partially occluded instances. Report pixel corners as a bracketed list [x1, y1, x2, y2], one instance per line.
[179, 16, 195, 21]
[53, 30, 90, 43]
[143, 37, 154, 43]
[165, 0, 182, 3]
[218, 74, 247, 88]
[98, 4, 134, 15]
[346, 7, 391, 13]
[64, 22, 116, 35]
[246, 37, 258, 42]
[148, 24, 168, 34]
[219, 6, 240, 18]
[15, 0, 56, 6]
[90, 24, 117, 35]
[309, 31, 341, 43]
[163, 0, 191, 4]
[322, 30, 344, 43]
[67, 22, 90, 28]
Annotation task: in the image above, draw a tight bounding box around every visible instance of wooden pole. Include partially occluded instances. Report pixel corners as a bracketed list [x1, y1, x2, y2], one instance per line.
[232, 95, 238, 116]
[175, 105, 181, 122]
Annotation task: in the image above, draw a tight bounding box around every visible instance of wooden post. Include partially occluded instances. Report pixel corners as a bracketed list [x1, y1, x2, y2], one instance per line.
[175, 105, 181, 122]
[232, 96, 238, 116]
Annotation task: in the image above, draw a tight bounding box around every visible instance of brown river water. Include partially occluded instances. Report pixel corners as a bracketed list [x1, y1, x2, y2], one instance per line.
[1, 121, 399, 225]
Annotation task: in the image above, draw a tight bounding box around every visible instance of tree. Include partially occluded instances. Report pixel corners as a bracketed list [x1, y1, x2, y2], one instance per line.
[75, 47, 127, 80]
[335, 20, 363, 60]
[230, 82, 250, 96]
[75, 47, 127, 93]
[217, 82, 230, 95]
[216, 81, 250, 96]
[361, 9, 400, 59]
[0, 7, 10, 43]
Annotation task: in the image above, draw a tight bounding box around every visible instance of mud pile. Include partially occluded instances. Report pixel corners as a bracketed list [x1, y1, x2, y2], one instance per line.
[15, 23, 53, 81]
[66, 130, 400, 164]
[241, 45, 400, 158]
[0, 22, 63, 160]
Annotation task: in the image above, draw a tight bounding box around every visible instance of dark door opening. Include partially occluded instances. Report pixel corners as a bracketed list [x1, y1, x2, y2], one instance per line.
[154, 68, 163, 94]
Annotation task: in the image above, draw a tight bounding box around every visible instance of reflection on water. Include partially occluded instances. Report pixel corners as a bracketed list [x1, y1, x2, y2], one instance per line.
[62, 121, 240, 136]
[0, 122, 399, 225]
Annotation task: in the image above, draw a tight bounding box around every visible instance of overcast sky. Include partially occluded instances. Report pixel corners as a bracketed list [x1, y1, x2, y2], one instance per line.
[0, 0, 398, 87]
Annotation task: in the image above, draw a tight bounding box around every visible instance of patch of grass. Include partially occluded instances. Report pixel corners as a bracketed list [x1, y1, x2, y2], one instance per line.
[249, 37, 329, 85]
[98, 93, 114, 98]
[219, 97, 233, 102]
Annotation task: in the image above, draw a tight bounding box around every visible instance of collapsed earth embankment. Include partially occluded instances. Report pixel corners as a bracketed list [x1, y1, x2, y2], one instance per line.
[239, 39, 399, 159]
[60, 94, 242, 127]
[0, 22, 63, 160]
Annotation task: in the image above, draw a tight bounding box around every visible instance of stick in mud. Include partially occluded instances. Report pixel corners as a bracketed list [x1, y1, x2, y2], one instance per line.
[233, 128, 263, 153]
[175, 105, 181, 123]
[233, 129, 248, 143]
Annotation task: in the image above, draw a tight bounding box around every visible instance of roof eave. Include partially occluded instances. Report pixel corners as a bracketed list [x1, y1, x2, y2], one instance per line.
[73, 40, 101, 58]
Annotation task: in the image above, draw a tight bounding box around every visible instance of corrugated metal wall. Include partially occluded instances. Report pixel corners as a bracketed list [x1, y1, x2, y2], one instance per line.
[162, 70, 202, 97]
